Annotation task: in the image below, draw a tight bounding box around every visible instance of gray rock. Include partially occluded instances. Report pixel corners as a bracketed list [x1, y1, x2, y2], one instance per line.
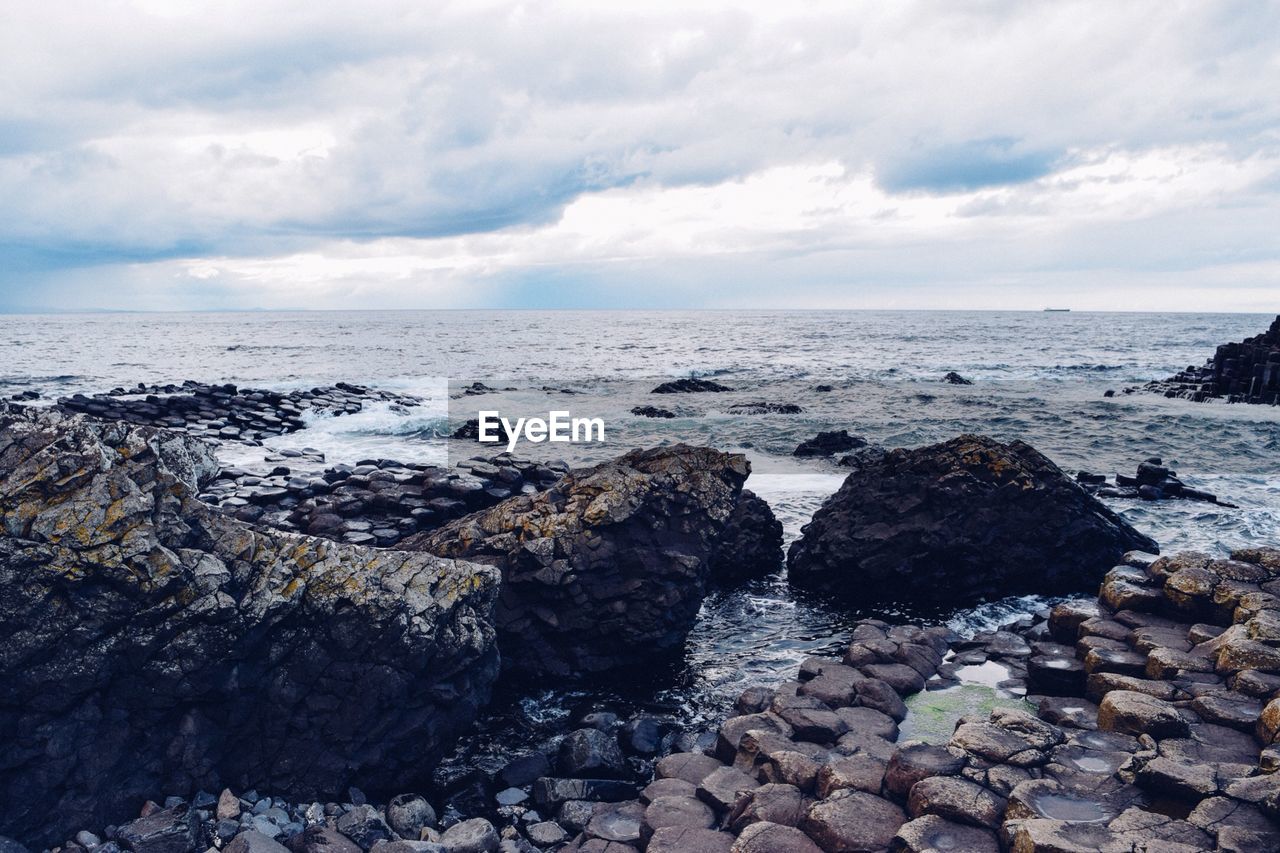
[800, 789, 906, 852]
[387, 794, 436, 840]
[438, 818, 498, 853]
[892, 815, 999, 853]
[523, 822, 567, 846]
[226, 832, 291, 853]
[335, 806, 393, 849]
[731, 821, 823, 853]
[114, 807, 197, 853]
[560, 728, 628, 779]
[646, 826, 734, 853]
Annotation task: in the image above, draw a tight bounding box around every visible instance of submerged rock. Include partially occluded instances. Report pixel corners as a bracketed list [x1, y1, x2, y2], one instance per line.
[405, 444, 750, 676]
[1077, 457, 1237, 507]
[631, 405, 677, 419]
[650, 378, 733, 394]
[942, 372, 973, 385]
[792, 430, 867, 458]
[0, 404, 499, 846]
[787, 434, 1159, 604]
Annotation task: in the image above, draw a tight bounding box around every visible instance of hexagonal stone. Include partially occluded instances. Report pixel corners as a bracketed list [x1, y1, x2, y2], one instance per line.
[1190, 691, 1263, 731]
[1135, 756, 1219, 801]
[1097, 690, 1190, 739]
[696, 766, 760, 812]
[892, 814, 999, 853]
[585, 801, 645, 845]
[884, 743, 965, 799]
[657, 752, 725, 786]
[815, 754, 886, 798]
[906, 775, 1006, 829]
[834, 706, 898, 741]
[800, 789, 905, 852]
[727, 783, 808, 833]
[732, 821, 823, 853]
[642, 795, 715, 837]
[646, 826, 734, 853]
[641, 777, 696, 804]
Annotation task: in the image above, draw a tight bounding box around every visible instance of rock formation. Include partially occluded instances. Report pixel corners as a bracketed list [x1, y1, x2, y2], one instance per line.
[709, 489, 785, 584]
[405, 445, 750, 677]
[1143, 314, 1280, 404]
[787, 434, 1159, 604]
[1078, 457, 1237, 507]
[0, 404, 499, 846]
[793, 430, 867, 458]
[650, 378, 734, 394]
[52, 380, 418, 444]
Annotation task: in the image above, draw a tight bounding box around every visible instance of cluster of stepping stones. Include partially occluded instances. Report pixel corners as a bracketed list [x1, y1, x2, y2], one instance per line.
[200, 453, 567, 547]
[1077, 457, 1236, 507]
[56, 380, 421, 444]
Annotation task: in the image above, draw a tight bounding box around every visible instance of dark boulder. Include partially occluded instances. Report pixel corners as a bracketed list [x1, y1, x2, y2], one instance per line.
[787, 434, 1159, 604]
[451, 418, 511, 444]
[631, 406, 677, 419]
[726, 402, 804, 415]
[404, 444, 750, 676]
[942, 372, 973, 385]
[651, 378, 733, 394]
[709, 490, 784, 584]
[793, 430, 867, 458]
[0, 405, 499, 846]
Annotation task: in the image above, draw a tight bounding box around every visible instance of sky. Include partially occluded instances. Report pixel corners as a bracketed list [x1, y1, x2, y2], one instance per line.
[1, 0, 1278, 312]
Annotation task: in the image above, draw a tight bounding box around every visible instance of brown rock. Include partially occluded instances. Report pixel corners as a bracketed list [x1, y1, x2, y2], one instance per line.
[800, 789, 905, 852]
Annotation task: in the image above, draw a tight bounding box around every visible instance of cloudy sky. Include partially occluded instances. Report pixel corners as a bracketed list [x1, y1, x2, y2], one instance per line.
[2, 0, 1278, 311]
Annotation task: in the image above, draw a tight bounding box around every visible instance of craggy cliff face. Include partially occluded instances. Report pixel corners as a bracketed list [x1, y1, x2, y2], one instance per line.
[0, 405, 500, 846]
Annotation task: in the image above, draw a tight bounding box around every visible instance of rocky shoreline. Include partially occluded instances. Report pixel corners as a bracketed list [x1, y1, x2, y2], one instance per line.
[3, 358, 1278, 852]
[25, 545, 1280, 852]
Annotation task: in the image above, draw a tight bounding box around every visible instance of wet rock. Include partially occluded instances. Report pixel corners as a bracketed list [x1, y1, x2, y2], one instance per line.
[585, 801, 644, 845]
[336, 806, 393, 848]
[731, 821, 823, 853]
[533, 779, 640, 808]
[906, 776, 1006, 829]
[709, 490, 784, 584]
[405, 445, 749, 676]
[642, 795, 715, 838]
[0, 405, 499, 845]
[438, 818, 498, 853]
[787, 435, 1159, 604]
[1134, 756, 1219, 800]
[726, 402, 804, 415]
[696, 766, 760, 812]
[560, 729, 628, 779]
[115, 807, 197, 853]
[793, 430, 867, 457]
[727, 783, 809, 832]
[884, 743, 965, 799]
[525, 822, 568, 846]
[942, 372, 972, 385]
[893, 815, 999, 853]
[631, 406, 677, 419]
[387, 794, 436, 840]
[814, 755, 886, 798]
[646, 826, 734, 852]
[800, 789, 906, 852]
[226, 833, 291, 853]
[1097, 690, 1190, 738]
[657, 752, 725, 786]
[651, 378, 733, 394]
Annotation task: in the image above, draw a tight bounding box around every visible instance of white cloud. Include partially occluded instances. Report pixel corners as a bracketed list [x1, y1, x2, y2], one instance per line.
[0, 1, 1277, 309]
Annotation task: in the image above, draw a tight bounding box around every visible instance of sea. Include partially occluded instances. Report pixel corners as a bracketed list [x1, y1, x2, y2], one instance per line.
[3, 309, 1278, 776]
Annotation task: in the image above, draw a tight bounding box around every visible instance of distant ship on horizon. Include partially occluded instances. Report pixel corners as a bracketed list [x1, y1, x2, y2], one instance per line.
[1044, 308, 1071, 312]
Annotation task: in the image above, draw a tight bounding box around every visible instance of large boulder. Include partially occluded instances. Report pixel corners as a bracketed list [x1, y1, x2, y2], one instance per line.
[405, 445, 749, 676]
[787, 434, 1158, 604]
[0, 405, 499, 846]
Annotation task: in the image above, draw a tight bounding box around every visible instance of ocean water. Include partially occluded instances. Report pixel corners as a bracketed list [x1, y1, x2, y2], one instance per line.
[3, 309, 1279, 766]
